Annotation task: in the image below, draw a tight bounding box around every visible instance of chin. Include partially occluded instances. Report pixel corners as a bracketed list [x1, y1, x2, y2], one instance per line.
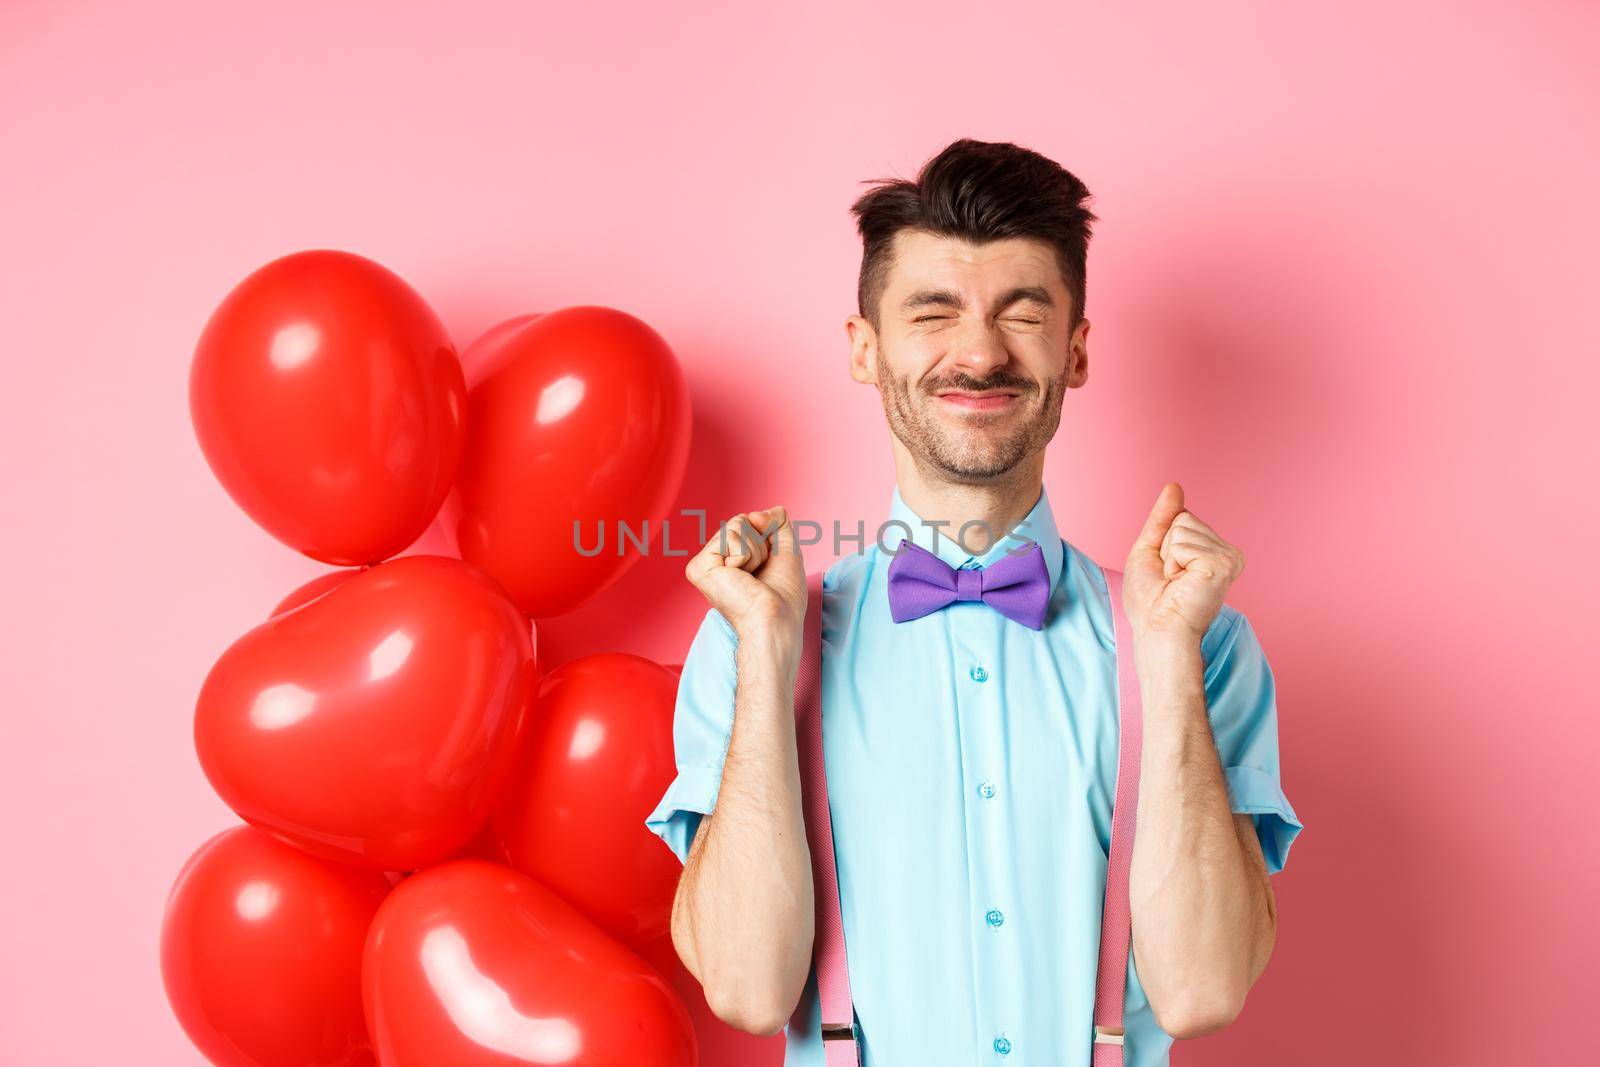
[931, 445, 1025, 481]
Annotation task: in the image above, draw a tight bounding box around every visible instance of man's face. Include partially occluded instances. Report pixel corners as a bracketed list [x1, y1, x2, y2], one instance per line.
[848, 230, 1089, 483]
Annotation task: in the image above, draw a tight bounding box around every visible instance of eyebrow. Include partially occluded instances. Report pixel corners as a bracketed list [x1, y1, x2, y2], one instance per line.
[900, 285, 1055, 314]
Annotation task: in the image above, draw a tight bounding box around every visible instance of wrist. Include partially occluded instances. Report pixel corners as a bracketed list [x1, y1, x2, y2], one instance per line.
[1132, 633, 1205, 696]
[736, 621, 802, 680]
[1133, 628, 1202, 656]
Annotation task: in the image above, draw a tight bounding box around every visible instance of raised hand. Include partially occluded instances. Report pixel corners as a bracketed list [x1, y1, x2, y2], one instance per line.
[684, 505, 808, 643]
[1123, 482, 1245, 644]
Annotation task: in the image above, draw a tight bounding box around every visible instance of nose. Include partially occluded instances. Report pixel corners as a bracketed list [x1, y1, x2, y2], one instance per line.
[945, 322, 1012, 379]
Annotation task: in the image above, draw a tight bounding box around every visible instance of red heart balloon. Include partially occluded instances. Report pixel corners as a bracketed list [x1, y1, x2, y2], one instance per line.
[196, 555, 536, 870]
[438, 307, 691, 617]
[363, 859, 696, 1067]
[161, 825, 391, 1067]
[491, 653, 681, 947]
[190, 249, 466, 565]
[270, 568, 362, 618]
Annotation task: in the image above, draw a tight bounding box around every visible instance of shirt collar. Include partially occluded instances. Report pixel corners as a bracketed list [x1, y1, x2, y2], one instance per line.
[881, 483, 1065, 593]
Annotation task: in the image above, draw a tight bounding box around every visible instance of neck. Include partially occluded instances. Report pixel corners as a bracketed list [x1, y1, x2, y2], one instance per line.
[892, 445, 1046, 557]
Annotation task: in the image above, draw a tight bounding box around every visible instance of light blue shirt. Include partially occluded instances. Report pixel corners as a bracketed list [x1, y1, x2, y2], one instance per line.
[645, 485, 1302, 1066]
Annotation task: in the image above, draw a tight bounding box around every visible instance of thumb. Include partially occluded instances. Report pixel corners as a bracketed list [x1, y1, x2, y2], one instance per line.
[760, 505, 795, 557]
[1131, 482, 1184, 557]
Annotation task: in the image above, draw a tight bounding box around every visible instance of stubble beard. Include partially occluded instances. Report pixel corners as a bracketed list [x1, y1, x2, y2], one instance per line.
[876, 346, 1066, 483]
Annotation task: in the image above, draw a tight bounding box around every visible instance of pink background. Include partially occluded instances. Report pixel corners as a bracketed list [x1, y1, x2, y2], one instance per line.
[2, 2, 1595, 1064]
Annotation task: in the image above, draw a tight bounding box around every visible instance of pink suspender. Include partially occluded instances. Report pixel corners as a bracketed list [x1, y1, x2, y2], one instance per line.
[791, 565, 1143, 1066]
[792, 571, 859, 1066]
[1094, 565, 1142, 1061]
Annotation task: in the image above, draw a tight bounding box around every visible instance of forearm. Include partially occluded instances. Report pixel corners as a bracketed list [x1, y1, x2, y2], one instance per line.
[1127, 636, 1274, 1038]
[673, 624, 814, 1035]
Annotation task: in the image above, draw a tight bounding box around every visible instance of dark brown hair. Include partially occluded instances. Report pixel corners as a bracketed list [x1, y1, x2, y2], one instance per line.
[850, 138, 1098, 332]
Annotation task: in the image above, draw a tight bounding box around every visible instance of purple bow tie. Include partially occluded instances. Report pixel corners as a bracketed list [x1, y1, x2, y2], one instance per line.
[886, 538, 1050, 630]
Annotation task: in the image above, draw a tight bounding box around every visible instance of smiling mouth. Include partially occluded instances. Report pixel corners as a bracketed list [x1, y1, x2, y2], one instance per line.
[934, 391, 1022, 412]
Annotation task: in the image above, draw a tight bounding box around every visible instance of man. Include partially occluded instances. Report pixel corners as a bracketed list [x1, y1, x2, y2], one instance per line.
[644, 138, 1302, 1066]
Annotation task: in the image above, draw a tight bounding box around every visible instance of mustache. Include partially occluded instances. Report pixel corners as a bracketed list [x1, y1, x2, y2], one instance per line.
[921, 373, 1037, 395]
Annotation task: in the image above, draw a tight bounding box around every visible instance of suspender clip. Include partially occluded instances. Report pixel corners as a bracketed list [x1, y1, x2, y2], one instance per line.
[1094, 1025, 1126, 1046]
[821, 1020, 861, 1042]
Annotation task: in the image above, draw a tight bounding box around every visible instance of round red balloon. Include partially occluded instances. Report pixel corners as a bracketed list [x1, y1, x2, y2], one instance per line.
[439, 307, 691, 617]
[161, 825, 391, 1067]
[363, 859, 696, 1067]
[190, 249, 466, 565]
[195, 555, 536, 870]
[492, 653, 682, 946]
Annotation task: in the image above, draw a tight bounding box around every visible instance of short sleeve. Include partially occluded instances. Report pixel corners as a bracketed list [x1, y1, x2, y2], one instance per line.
[643, 607, 740, 864]
[1201, 608, 1304, 874]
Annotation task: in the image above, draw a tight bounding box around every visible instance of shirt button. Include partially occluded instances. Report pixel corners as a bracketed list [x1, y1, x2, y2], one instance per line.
[978, 781, 996, 799]
[969, 665, 989, 683]
[985, 908, 1005, 928]
[993, 1035, 1012, 1055]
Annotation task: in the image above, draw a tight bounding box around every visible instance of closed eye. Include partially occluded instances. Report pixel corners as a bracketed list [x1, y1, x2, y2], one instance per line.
[914, 315, 1042, 324]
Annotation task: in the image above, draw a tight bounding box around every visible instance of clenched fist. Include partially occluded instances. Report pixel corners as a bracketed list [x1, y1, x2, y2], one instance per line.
[684, 505, 808, 645]
[1122, 481, 1246, 644]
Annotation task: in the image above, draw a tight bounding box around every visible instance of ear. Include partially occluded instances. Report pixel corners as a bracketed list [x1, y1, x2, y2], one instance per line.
[1066, 316, 1090, 388]
[846, 314, 878, 385]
